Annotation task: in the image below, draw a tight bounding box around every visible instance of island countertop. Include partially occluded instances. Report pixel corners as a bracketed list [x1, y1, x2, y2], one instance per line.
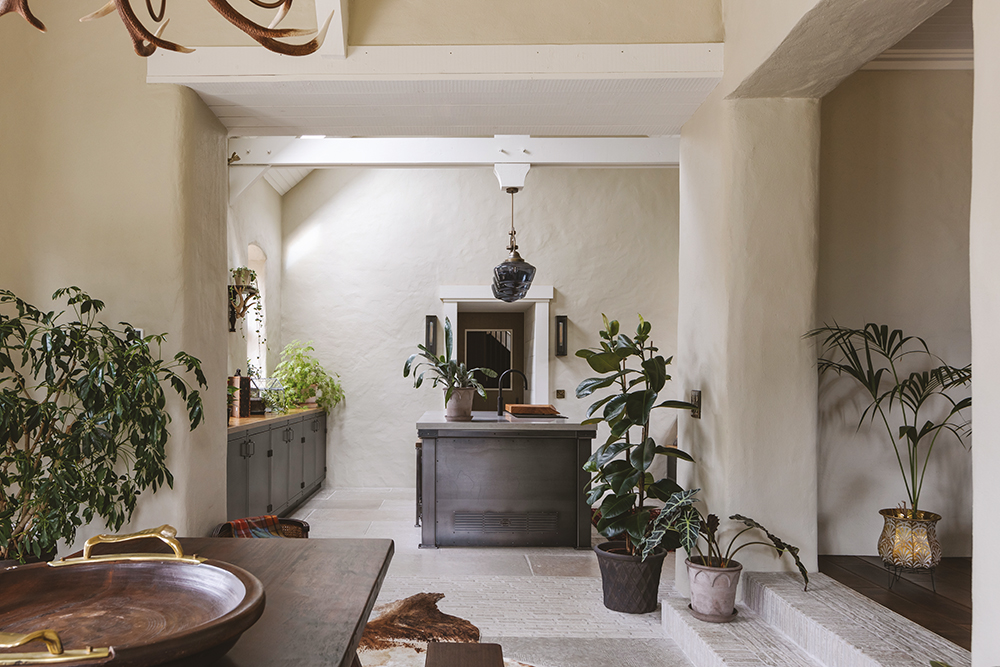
[416, 410, 597, 434]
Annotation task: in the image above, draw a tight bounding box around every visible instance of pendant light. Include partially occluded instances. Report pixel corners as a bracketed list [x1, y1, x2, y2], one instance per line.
[492, 187, 536, 303]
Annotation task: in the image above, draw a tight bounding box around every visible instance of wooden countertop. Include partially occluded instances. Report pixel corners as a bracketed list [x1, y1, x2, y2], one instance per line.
[228, 407, 324, 434]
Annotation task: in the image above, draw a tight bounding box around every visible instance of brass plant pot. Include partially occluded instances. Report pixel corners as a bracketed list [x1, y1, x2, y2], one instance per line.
[877, 508, 943, 570]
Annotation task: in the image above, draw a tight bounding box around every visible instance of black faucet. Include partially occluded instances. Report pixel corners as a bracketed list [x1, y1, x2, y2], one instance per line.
[497, 369, 529, 415]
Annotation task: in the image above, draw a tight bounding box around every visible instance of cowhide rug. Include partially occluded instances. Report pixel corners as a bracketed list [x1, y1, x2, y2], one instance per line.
[358, 592, 539, 667]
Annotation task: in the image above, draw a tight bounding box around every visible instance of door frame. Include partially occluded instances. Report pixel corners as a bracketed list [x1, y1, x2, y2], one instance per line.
[439, 285, 553, 405]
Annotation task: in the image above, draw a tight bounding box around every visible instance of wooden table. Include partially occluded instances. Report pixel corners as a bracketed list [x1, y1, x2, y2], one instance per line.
[180, 537, 394, 667]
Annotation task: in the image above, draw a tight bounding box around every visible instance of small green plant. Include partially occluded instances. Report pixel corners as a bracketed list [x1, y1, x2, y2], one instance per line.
[643, 489, 809, 590]
[576, 315, 696, 557]
[0, 287, 206, 562]
[403, 317, 497, 406]
[273, 341, 344, 412]
[808, 323, 971, 517]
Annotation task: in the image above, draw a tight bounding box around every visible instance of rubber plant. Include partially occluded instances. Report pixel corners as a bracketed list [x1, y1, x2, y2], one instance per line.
[403, 317, 497, 406]
[807, 323, 971, 517]
[0, 287, 207, 563]
[273, 340, 344, 412]
[576, 314, 696, 557]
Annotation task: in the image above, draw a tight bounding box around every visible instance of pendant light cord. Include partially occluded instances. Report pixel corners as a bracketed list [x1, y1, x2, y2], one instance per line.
[507, 187, 518, 252]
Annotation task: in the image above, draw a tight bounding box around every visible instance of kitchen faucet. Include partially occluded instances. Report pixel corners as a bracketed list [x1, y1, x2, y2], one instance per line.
[497, 369, 528, 415]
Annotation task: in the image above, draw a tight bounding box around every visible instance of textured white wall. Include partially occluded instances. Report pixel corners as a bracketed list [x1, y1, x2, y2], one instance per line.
[971, 3, 1000, 664]
[228, 178, 285, 376]
[817, 70, 973, 556]
[0, 4, 228, 546]
[280, 167, 680, 488]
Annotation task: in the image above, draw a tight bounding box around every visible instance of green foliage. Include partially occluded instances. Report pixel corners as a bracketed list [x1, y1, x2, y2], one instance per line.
[403, 317, 497, 406]
[273, 341, 344, 412]
[642, 489, 809, 590]
[0, 287, 207, 562]
[229, 267, 266, 349]
[808, 323, 971, 516]
[576, 315, 696, 557]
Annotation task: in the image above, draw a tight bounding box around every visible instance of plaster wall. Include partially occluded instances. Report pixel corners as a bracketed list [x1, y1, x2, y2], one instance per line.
[970, 3, 1000, 664]
[228, 178, 285, 376]
[0, 4, 228, 548]
[817, 70, 973, 556]
[350, 0, 722, 46]
[280, 167, 680, 488]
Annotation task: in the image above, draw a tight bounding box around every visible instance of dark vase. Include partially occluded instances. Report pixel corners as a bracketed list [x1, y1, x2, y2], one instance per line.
[594, 541, 668, 614]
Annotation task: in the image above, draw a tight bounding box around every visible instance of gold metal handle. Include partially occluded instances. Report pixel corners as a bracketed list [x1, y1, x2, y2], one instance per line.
[50, 524, 204, 567]
[0, 630, 63, 655]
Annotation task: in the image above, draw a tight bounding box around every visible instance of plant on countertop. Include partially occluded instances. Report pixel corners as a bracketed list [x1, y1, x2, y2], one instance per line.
[273, 340, 344, 412]
[0, 287, 207, 563]
[403, 317, 497, 406]
[807, 323, 971, 518]
[246, 359, 293, 414]
[576, 314, 696, 558]
[642, 488, 809, 590]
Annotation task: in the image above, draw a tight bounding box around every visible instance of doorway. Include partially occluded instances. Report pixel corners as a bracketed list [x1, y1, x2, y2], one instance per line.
[457, 312, 525, 412]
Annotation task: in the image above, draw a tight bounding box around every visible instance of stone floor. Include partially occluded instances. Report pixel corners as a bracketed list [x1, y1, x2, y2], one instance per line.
[290, 486, 694, 667]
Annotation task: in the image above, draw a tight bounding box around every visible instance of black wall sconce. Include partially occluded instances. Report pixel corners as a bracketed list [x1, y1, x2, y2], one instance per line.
[555, 315, 568, 356]
[425, 315, 438, 355]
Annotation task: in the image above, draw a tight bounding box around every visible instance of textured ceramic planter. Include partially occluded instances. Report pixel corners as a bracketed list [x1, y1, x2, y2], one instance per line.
[686, 557, 742, 622]
[594, 541, 667, 614]
[444, 388, 475, 422]
[877, 508, 943, 570]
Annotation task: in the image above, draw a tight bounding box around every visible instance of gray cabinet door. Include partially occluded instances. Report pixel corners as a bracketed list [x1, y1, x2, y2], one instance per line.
[227, 434, 248, 520]
[246, 431, 270, 517]
[311, 414, 326, 487]
[302, 417, 317, 489]
[288, 418, 305, 504]
[269, 422, 290, 514]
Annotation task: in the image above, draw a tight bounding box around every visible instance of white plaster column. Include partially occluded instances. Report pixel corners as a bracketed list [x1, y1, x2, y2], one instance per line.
[675, 94, 821, 591]
[970, 3, 1000, 664]
[531, 301, 550, 403]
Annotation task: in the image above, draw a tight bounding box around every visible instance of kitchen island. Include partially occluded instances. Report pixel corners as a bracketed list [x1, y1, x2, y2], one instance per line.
[416, 411, 597, 548]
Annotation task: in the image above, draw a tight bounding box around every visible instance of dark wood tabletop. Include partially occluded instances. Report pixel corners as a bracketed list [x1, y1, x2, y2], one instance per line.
[180, 537, 394, 667]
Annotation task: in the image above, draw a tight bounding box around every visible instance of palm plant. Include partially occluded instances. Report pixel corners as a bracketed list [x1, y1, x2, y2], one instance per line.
[403, 317, 497, 405]
[576, 315, 695, 557]
[808, 323, 971, 517]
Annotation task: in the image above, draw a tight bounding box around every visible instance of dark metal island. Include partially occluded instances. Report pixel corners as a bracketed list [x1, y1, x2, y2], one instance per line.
[416, 411, 597, 548]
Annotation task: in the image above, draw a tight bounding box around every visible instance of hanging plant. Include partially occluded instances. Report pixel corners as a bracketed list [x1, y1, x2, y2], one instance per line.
[229, 267, 266, 349]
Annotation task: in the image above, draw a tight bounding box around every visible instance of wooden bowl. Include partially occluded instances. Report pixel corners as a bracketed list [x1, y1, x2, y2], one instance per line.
[0, 557, 264, 666]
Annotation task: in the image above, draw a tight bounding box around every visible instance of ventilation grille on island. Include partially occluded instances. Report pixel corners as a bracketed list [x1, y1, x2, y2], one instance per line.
[453, 511, 559, 533]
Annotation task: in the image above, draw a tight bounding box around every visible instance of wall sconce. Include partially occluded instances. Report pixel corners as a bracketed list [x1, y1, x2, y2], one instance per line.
[555, 315, 568, 356]
[425, 315, 438, 355]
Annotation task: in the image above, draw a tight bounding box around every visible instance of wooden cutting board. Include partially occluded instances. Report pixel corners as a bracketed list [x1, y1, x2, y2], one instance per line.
[505, 404, 559, 416]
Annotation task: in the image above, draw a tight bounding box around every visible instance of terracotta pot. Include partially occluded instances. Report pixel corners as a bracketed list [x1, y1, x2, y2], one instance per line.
[686, 556, 742, 622]
[877, 508, 943, 570]
[594, 541, 667, 614]
[444, 387, 475, 421]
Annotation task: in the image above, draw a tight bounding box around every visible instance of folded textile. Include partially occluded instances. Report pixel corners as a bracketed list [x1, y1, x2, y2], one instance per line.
[229, 514, 284, 538]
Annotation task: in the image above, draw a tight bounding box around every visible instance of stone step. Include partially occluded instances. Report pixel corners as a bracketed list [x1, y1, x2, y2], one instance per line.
[741, 572, 970, 667]
[662, 590, 825, 667]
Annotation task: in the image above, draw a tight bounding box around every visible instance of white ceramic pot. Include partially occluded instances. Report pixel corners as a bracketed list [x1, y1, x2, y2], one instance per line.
[444, 388, 475, 421]
[686, 557, 742, 623]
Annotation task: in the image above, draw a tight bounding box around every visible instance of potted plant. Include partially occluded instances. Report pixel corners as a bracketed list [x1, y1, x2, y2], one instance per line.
[575, 314, 696, 613]
[0, 287, 207, 564]
[808, 323, 971, 570]
[643, 489, 808, 622]
[273, 341, 344, 412]
[403, 317, 497, 421]
[228, 267, 264, 345]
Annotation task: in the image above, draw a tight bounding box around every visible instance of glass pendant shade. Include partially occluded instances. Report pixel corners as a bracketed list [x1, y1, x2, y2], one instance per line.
[492, 252, 536, 303]
[492, 187, 535, 303]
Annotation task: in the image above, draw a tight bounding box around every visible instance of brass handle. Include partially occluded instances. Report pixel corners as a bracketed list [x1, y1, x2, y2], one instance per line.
[83, 524, 183, 560]
[0, 630, 63, 655]
[50, 525, 204, 567]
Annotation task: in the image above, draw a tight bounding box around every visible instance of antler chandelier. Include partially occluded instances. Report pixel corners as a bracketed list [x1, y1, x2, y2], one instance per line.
[0, 0, 333, 56]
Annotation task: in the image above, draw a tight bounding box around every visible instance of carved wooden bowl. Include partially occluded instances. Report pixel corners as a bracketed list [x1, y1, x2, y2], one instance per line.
[0, 527, 265, 666]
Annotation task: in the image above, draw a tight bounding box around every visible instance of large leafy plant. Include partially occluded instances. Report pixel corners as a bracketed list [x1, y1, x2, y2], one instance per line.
[576, 315, 696, 557]
[0, 287, 206, 562]
[273, 341, 345, 412]
[643, 489, 809, 589]
[808, 323, 971, 517]
[403, 317, 497, 406]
